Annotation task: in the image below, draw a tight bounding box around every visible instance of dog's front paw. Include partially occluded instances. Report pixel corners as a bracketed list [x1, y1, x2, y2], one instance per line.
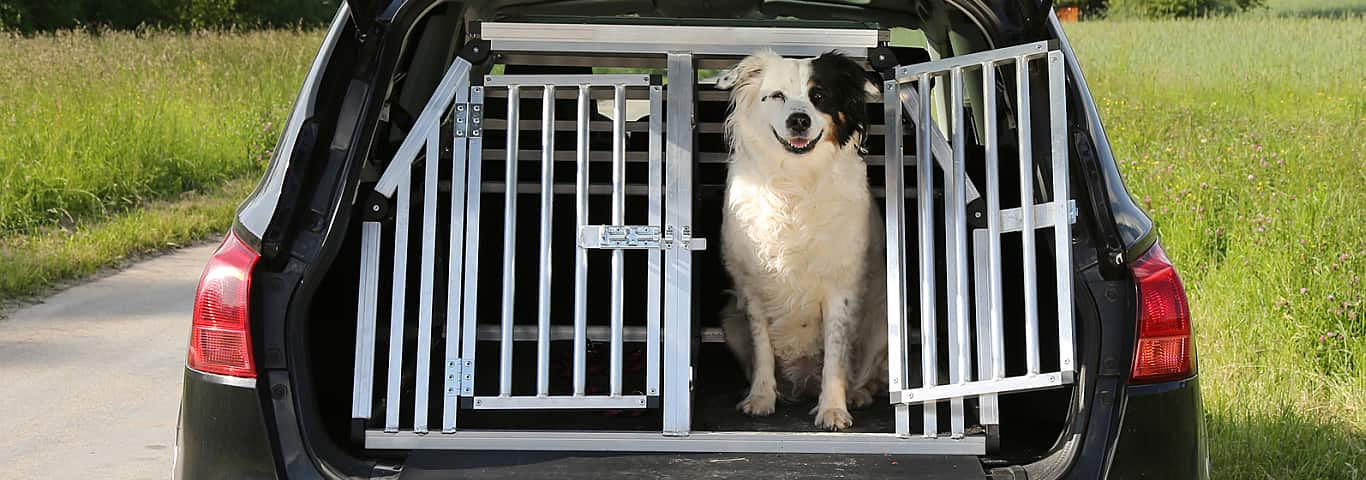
[813, 405, 853, 430]
[737, 390, 777, 416]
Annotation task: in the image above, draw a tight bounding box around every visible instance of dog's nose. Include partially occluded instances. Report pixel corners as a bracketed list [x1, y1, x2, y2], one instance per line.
[786, 113, 811, 133]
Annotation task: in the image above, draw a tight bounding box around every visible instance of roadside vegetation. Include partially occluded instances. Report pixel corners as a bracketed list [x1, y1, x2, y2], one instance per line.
[0, 29, 319, 304]
[1065, 16, 1365, 478]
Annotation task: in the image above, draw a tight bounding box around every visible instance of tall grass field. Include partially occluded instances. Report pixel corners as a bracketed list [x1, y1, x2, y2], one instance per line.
[0, 30, 318, 301]
[1064, 17, 1365, 478]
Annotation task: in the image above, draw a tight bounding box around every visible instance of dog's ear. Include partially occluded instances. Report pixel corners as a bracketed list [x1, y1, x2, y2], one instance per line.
[714, 51, 776, 91]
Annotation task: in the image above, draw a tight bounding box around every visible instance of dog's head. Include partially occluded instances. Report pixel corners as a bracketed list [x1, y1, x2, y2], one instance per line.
[716, 50, 879, 157]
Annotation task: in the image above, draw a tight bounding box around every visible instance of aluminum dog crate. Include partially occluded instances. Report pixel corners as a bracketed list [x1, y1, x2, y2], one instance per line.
[351, 21, 1076, 455]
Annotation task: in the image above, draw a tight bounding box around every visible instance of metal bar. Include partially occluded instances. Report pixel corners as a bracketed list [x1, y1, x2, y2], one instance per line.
[472, 396, 649, 410]
[979, 59, 1005, 437]
[481, 183, 654, 196]
[1017, 56, 1041, 376]
[352, 221, 381, 419]
[413, 124, 440, 434]
[1000, 201, 1077, 232]
[536, 86, 556, 397]
[894, 41, 1050, 80]
[384, 173, 412, 433]
[482, 181, 917, 200]
[646, 84, 664, 397]
[487, 87, 655, 100]
[474, 324, 727, 343]
[443, 84, 472, 433]
[898, 88, 981, 203]
[484, 74, 651, 87]
[458, 87, 486, 399]
[499, 85, 521, 397]
[480, 22, 884, 57]
[483, 119, 648, 133]
[983, 63, 1006, 384]
[368, 430, 987, 455]
[573, 85, 590, 397]
[663, 52, 695, 436]
[376, 60, 471, 196]
[609, 84, 627, 397]
[894, 372, 1068, 404]
[972, 230, 1000, 426]
[1049, 51, 1076, 376]
[484, 149, 913, 166]
[946, 67, 968, 438]
[915, 74, 938, 438]
[487, 119, 903, 137]
[880, 79, 911, 439]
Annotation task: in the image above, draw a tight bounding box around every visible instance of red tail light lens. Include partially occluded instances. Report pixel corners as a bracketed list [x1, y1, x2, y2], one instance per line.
[1129, 244, 1195, 384]
[188, 231, 260, 378]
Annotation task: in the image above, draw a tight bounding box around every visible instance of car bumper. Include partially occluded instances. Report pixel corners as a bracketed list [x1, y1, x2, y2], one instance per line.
[175, 368, 278, 479]
[1107, 376, 1209, 479]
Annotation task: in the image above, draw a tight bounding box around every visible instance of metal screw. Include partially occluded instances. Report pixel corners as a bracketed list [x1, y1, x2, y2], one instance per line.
[371, 204, 381, 212]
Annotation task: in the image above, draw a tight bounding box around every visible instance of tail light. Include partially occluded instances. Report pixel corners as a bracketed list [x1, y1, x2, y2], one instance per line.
[188, 231, 260, 378]
[1129, 243, 1195, 384]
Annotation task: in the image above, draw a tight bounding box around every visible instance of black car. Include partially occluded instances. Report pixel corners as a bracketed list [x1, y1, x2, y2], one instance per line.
[175, 0, 1208, 478]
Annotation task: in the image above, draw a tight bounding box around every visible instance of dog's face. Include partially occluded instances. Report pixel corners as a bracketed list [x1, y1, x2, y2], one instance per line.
[717, 51, 878, 157]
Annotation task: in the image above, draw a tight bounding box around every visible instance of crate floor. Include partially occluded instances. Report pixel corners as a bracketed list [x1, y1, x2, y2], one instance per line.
[692, 344, 898, 433]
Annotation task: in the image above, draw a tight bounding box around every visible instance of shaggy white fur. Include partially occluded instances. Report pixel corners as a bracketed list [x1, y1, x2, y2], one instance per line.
[716, 51, 889, 431]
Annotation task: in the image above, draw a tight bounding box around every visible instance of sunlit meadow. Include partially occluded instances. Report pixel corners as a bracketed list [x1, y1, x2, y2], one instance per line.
[0, 30, 319, 301]
[1065, 17, 1365, 478]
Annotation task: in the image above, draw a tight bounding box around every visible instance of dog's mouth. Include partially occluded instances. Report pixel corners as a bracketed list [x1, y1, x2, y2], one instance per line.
[772, 128, 823, 155]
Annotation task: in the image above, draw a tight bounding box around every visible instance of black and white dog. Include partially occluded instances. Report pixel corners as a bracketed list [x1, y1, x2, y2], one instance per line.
[716, 51, 889, 430]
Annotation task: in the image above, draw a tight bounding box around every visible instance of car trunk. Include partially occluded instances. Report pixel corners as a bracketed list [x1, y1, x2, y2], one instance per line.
[287, 0, 1098, 475]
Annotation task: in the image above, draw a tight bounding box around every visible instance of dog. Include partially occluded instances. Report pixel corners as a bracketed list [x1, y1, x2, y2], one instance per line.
[715, 50, 889, 430]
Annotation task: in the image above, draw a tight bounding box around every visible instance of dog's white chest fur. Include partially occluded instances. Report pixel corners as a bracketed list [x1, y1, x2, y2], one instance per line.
[722, 160, 870, 361]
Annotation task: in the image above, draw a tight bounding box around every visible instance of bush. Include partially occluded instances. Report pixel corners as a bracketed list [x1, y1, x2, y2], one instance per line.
[1106, 0, 1265, 18]
[0, 0, 338, 32]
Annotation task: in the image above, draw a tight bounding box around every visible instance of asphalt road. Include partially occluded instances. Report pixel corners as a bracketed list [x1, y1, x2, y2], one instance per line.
[0, 244, 217, 479]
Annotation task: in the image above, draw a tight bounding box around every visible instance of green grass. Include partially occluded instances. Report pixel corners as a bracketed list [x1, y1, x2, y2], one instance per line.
[1264, 0, 1366, 17]
[0, 30, 319, 234]
[1064, 17, 1365, 478]
[0, 178, 254, 305]
[0, 29, 319, 303]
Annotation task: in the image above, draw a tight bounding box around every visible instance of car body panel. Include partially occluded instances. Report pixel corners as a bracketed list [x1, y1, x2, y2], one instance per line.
[175, 369, 278, 479]
[1108, 377, 1209, 479]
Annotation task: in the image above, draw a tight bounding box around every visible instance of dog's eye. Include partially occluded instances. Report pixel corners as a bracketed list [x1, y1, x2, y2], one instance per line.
[810, 90, 825, 103]
[768, 91, 786, 102]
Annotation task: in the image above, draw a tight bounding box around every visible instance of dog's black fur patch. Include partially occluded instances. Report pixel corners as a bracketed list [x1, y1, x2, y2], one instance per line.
[809, 52, 872, 147]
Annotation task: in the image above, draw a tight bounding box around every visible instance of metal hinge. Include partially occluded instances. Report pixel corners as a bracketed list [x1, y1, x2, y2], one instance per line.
[453, 103, 468, 137]
[469, 93, 483, 137]
[579, 225, 707, 251]
[446, 358, 474, 397]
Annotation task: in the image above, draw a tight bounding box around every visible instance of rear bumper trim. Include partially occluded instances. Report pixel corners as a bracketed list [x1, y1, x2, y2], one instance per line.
[367, 430, 986, 455]
[187, 366, 258, 389]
